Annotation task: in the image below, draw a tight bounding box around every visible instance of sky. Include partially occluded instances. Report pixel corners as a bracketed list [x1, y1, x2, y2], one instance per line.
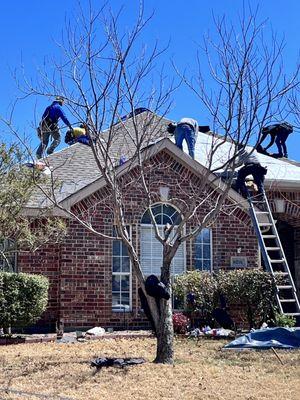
[1, 0, 300, 160]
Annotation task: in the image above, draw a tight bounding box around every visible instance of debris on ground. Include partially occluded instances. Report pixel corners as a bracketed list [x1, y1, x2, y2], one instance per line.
[188, 327, 235, 338]
[91, 357, 146, 370]
[85, 327, 105, 336]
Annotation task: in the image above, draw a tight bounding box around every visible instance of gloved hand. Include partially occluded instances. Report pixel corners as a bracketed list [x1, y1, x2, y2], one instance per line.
[69, 126, 74, 132]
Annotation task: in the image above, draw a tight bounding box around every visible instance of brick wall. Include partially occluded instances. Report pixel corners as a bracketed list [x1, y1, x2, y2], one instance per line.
[19, 243, 61, 330]
[19, 150, 263, 329]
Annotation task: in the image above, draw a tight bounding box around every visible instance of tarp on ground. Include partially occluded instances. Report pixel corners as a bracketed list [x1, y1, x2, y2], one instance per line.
[224, 327, 300, 350]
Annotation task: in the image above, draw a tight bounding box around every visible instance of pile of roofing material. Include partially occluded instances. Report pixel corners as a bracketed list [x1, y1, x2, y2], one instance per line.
[91, 357, 145, 370]
[224, 327, 300, 350]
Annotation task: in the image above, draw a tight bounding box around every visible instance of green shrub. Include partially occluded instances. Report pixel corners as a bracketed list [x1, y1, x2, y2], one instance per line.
[173, 269, 280, 329]
[274, 312, 296, 328]
[174, 271, 218, 315]
[216, 269, 278, 329]
[0, 272, 49, 332]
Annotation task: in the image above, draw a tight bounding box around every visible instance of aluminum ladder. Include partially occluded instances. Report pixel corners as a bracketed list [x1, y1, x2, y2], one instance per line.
[248, 190, 300, 317]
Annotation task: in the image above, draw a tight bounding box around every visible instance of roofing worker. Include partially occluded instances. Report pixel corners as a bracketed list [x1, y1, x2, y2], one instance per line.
[257, 122, 293, 158]
[174, 117, 198, 159]
[274, 122, 293, 158]
[65, 124, 92, 146]
[36, 96, 73, 159]
[235, 146, 267, 198]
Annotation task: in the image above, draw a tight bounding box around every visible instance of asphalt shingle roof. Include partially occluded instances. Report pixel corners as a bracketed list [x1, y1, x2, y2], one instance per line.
[26, 111, 300, 208]
[27, 112, 170, 207]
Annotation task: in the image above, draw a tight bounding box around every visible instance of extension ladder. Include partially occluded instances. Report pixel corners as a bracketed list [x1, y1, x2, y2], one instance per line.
[248, 190, 300, 317]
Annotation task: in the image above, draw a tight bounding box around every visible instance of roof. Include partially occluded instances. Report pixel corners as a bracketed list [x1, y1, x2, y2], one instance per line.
[26, 112, 169, 208]
[26, 110, 300, 210]
[190, 132, 300, 188]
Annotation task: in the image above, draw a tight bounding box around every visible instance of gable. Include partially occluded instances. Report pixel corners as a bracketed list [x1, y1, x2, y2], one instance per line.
[62, 141, 251, 229]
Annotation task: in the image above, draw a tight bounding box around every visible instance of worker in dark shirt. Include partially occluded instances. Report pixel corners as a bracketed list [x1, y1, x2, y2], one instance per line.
[36, 96, 73, 159]
[257, 122, 293, 158]
[235, 147, 267, 197]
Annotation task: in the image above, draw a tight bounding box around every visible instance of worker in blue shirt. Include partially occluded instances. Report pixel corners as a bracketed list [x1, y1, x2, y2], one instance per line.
[36, 96, 73, 159]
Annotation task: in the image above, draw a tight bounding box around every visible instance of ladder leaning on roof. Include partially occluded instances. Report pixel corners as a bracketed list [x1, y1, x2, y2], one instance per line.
[248, 190, 300, 317]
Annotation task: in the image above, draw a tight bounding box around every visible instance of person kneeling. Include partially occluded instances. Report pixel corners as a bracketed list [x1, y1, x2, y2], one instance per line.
[65, 124, 92, 146]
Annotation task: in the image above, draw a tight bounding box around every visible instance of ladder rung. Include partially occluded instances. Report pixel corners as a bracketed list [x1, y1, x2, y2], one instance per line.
[259, 222, 273, 226]
[279, 299, 296, 303]
[262, 235, 276, 239]
[269, 259, 285, 263]
[274, 272, 289, 275]
[266, 247, 280, 251]
[277, 285, 293, 289]
[284, 313, 300, 317]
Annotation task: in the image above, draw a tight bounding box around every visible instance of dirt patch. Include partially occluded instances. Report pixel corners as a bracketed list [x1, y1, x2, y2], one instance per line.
[0, 337, 299, 400]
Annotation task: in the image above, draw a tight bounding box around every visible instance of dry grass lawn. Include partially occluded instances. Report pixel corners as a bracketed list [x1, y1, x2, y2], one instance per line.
[0, 337, 299, 400]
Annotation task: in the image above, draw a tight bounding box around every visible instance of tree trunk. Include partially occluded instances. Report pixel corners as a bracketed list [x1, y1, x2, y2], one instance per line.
[154, 297, 174, 364]
[154, 251, 174, 364]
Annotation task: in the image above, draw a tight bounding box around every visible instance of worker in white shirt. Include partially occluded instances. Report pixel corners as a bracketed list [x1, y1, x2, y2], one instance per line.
[174, 117, 198, 159]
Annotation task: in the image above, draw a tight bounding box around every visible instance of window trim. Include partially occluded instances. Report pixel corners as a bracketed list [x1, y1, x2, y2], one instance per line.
[111, 226, 132, 313]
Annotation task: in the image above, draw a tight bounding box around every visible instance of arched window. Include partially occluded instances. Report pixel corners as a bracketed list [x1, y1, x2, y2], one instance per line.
[141, 204, 182, 225]
[140, 204, 185, 276]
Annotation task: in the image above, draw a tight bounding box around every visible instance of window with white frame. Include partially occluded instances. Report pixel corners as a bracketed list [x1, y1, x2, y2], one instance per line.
[0, 239, 17, 272]
[112, 227, 131, 312]
[194, 228, 212, 271]
[140, 204, 185, 277]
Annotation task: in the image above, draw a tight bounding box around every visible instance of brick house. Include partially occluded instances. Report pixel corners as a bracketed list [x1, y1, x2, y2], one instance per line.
[15, 111, 300, 330]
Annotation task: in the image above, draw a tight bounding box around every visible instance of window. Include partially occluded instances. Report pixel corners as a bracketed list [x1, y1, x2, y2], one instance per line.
[194, 228, 212, 271]
[0, 239, 17, 272]
[140, 204, 185, 277]
[112, 227, 131, 312]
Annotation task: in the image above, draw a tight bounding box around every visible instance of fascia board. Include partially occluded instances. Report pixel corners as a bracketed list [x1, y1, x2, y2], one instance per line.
[22, 207, 71, 218]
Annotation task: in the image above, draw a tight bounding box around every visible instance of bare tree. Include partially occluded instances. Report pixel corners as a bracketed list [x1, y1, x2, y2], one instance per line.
[3, 2, 299, 364]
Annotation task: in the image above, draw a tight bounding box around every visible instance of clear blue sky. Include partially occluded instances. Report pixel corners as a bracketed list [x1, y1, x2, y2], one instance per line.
[0, 0, 300, 160]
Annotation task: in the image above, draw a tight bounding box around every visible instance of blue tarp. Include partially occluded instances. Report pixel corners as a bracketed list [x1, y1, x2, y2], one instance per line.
[224, 327, 300, 350]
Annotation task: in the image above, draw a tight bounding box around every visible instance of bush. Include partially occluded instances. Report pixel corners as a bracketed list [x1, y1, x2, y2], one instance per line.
[216, 269, 278, 329]
[173, 312, 190, 334]
[174, 271, 218, 314]
[173, 269, 280, 329]
[274, 312, 296, 328]
[0, 272, 49, 332]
